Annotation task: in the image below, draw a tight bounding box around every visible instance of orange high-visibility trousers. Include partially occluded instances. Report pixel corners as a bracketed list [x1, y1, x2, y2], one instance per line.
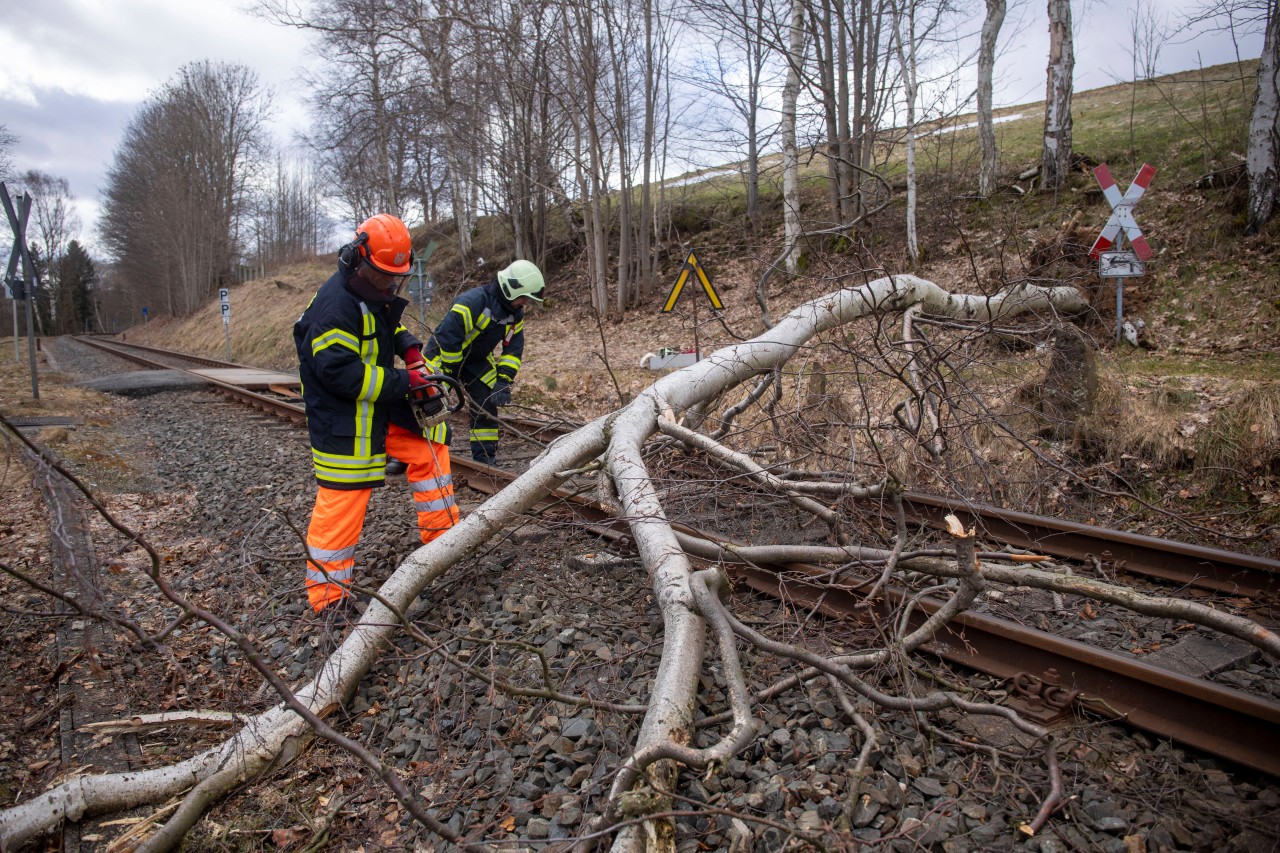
[304, 486, 371, 612]
[386, 424, 458, 544]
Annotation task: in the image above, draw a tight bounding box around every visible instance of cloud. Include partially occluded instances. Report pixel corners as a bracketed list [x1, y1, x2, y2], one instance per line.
[0, 0, 314, 253]
[3, 89, 135, 196]
[0, 0, 312, 105]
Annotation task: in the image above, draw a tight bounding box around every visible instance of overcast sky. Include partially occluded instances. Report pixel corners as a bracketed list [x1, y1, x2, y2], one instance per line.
[0, 0, 1266, 259]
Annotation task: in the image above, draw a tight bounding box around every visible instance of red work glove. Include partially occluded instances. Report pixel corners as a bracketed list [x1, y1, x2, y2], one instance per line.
[404, 345, 424, 369]
[408, 367, 433, 397]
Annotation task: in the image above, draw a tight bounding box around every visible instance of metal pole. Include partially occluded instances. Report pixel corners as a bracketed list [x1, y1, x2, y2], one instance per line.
[417, 257, 426, 332]
[692, 282, 701, 361]
[224, 319, 232, 360]
[1115, 277, 1123, 343]
[21, 287, 37, 400]
[11, 295, 17, 362]
[1114, 232, 1128, 343]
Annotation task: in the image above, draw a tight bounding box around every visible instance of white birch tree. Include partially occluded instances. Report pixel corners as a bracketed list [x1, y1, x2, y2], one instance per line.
[779, 0, 806, 277]
[977, 0, 1006, 197]
[1245, 0, 1278, 234]
[1041, 0, 1074, 190]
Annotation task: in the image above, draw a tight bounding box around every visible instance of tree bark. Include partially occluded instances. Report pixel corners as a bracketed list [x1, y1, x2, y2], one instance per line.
[780, 0, 805, 277]
[1042, 0, 1075, 190]
[1246, 1, 1279, 235]
[978, 0, 1007, 198]
[892, 0, 921, 265]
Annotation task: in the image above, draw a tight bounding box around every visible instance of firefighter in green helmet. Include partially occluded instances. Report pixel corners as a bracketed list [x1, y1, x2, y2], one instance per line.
[411, 260, 545, 466]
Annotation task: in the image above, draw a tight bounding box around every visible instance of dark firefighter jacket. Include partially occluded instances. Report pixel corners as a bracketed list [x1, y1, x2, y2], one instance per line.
[388, 280, 524, 440]
[421, 280, 525, 387]
[294, 266, 420, 489]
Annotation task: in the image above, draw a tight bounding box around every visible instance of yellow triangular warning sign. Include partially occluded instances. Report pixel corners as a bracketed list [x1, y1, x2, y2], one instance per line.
[662, 250, 723, 313]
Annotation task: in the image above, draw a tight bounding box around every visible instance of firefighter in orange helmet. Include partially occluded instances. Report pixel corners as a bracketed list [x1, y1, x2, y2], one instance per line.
[293, 214, 459, 621]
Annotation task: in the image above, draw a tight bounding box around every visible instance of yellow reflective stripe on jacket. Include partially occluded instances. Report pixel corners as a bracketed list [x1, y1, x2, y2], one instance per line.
[461, 308, 493, 353]
[512, 319, 524, 335]
[351, 305, 382, 457]
[311, 448, 386, 485]
[498, 354, 521, 371]
[313, 328, 360, 356]
[451, 303, 474, 333]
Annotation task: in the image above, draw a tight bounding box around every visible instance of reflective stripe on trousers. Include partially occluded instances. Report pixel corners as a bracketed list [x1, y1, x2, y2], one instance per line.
[304, 486, 372, 612]
[386, 424, 458, 543]
[465, 374, 500, 465]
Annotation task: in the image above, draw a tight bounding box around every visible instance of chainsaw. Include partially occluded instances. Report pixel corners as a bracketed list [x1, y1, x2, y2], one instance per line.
[409, 372, 466, 434]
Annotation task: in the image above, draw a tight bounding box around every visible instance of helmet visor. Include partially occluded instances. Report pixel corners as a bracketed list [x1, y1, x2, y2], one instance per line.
[361, 257, 412, 292]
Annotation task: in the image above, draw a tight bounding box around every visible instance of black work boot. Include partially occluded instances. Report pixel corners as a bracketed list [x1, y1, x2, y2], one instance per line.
[385, 458, 408, 476]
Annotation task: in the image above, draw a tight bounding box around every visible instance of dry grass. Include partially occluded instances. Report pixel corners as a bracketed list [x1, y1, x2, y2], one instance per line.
[1194, 385, 1280, 476]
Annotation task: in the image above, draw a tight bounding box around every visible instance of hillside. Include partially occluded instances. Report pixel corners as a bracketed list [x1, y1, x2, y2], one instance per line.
[10, 59, 1280, 552]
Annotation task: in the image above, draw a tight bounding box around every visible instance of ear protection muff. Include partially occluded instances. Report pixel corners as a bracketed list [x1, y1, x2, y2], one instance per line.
[338, 231, 371, 271]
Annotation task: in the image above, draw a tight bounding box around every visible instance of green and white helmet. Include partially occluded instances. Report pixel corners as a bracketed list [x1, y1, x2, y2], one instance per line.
[497, 259, 545, 304]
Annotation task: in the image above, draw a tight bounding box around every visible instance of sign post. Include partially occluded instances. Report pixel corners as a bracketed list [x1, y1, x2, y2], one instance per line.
[661, 249, 723, 361]
[142, 306, 149, 346]
[219, 288, 231, 360]
[1089, 163, 1156, 343]
[416, 241, 438, 332]
[5, 275, 19, 362]
[1, 182, 39, 399]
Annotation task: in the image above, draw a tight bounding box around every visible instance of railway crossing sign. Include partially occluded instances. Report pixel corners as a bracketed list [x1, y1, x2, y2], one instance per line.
[662, 250, 722, 313]
[1088, 162, 1157, 343]
[1089, 163, 1156, 261]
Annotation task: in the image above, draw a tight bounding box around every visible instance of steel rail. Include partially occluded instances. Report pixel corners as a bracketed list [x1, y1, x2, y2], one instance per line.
[73, 337, 307, 423]
[74, 335, 264, 371]
[898, 494, 1278, 598]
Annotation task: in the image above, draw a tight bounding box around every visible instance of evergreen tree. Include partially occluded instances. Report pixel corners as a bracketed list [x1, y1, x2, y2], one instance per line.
[57, 241, 97, 333]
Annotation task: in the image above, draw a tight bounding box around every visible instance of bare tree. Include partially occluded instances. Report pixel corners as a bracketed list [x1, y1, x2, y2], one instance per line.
[1246, 0, 1278, 234]
[100, 62, 270, 316]
[16, 170, 81, 334]
[1041, 0, 1073, 190]
[288, 0, 412, 221]
[1128, 0, 1165, 82]
[0, 124, 16, 184]
[977, 0, 1006, 197]
[779, 0, 806, 277]
[890, 0, 960, 265]
[253, 154, 329, 271]
[1178, 0, 1278, 234]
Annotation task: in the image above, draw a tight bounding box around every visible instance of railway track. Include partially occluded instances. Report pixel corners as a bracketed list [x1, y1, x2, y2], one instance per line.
[70, 335, 1280, 777]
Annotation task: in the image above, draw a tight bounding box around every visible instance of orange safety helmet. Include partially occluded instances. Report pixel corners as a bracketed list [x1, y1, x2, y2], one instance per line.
[355, 214, 414, 274]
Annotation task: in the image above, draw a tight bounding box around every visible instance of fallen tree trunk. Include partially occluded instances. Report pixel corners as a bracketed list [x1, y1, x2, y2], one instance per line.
[1, 275, 1093, 850]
